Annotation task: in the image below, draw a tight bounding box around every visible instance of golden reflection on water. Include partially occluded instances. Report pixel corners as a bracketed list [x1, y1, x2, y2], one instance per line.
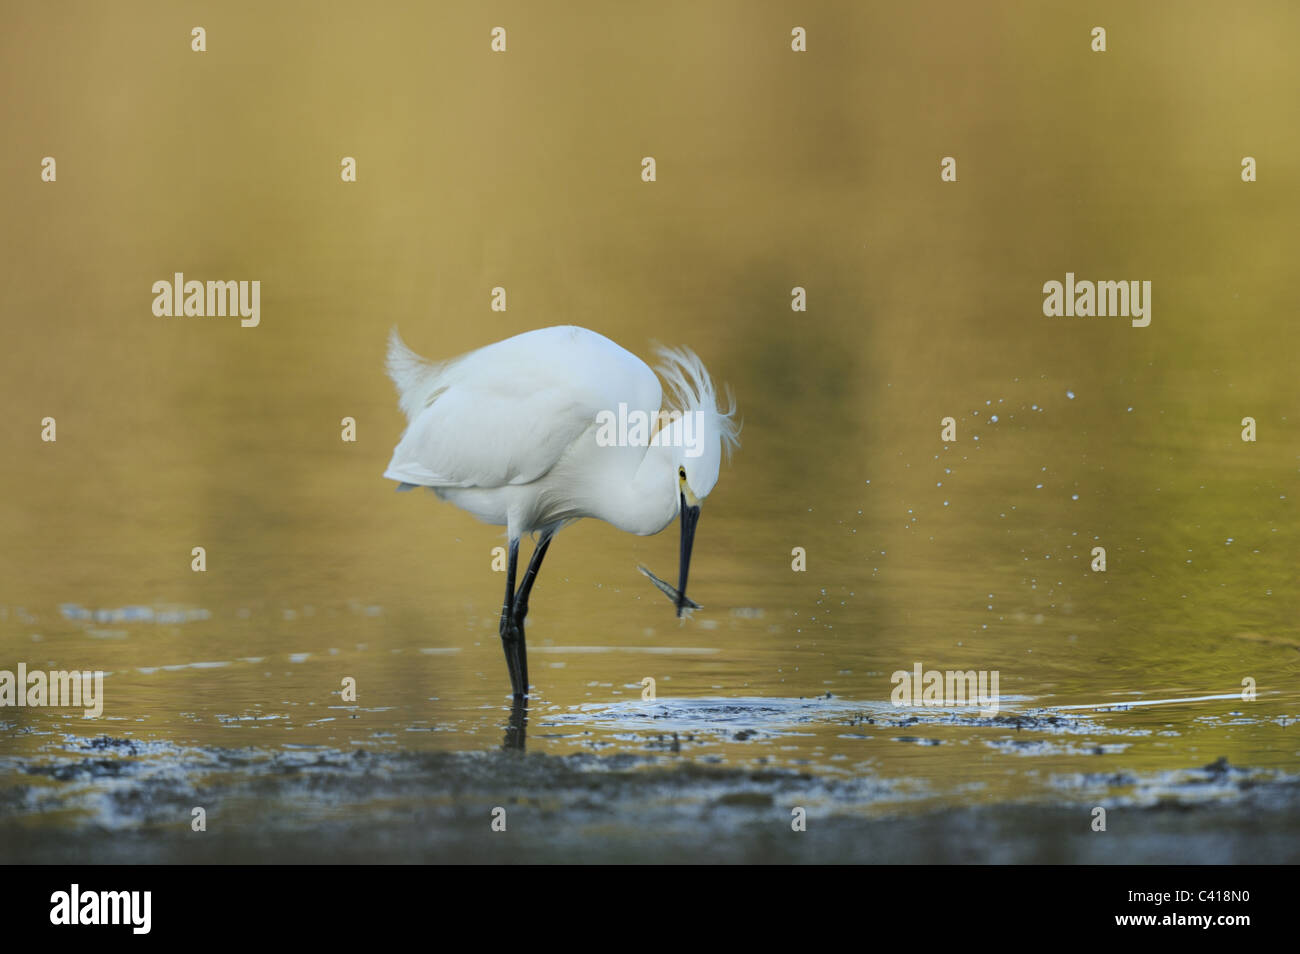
[1, 1, 1297, 810]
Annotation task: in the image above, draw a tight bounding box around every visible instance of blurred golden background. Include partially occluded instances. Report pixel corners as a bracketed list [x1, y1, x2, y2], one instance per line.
[1, 1, 1296, 819]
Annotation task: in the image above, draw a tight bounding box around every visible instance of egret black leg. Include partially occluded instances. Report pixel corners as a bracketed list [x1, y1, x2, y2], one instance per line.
[498, 538, 526, 698]
[507, 529, 553, 700]
[512, 529, 554, 624]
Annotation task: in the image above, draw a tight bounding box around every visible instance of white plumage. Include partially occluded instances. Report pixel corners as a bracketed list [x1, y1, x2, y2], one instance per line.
[384, 324, 739, 698]
[386, 326, 657, 485]
[385, 325, 736, 536]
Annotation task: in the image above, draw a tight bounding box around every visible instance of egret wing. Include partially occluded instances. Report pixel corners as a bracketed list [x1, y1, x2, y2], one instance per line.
[385, 386, 597, 488]
[384, 326, 661, 490]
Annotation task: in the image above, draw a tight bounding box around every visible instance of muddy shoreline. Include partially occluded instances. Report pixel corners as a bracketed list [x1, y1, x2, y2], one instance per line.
[4, 739, 1297, 864]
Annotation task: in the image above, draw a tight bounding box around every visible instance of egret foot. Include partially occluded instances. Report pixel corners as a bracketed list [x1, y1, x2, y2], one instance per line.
[502, 697, 528, 752]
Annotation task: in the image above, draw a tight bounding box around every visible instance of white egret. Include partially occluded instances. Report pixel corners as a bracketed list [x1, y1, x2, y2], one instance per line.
[384, 325, 740, 699]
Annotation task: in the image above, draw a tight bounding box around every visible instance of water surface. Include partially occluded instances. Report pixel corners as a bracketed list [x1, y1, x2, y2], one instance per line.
[2, 0, 1297, 862]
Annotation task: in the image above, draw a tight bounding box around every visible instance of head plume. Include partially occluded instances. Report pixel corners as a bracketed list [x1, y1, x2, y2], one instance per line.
[653, 345, 740, 500]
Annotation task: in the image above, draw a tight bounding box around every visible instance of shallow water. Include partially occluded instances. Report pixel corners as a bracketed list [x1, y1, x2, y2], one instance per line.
[2, 586, 1297, 862]
[2, 0, 1299, 862]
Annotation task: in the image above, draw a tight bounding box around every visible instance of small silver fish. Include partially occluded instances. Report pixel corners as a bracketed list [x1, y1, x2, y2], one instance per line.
[637, 565, 701, 612]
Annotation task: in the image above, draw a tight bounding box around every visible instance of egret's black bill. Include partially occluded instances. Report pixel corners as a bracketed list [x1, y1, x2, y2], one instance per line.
[675, 497, 701, 617]
[637, 565, 701, 613]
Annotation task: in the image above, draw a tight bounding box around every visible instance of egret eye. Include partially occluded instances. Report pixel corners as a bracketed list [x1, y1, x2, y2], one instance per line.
[678, 466, 686, 481]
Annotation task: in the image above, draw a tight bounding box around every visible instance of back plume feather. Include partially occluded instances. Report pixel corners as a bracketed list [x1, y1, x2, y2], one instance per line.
[387, 328, 451, 421]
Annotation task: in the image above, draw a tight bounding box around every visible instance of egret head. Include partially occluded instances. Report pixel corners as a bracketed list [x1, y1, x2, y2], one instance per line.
[654, 346, 740, 616]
